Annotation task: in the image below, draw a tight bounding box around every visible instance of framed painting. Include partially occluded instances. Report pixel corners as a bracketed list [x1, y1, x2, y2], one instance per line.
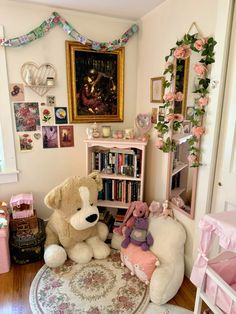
[66, 41, 124, 123]
[150, 76, 164, 103]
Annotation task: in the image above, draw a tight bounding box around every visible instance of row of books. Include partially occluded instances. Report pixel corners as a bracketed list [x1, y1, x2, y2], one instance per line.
[91, 148, 142, 178]
[98, 207, 127, 242]
[98, 179, 141, 203]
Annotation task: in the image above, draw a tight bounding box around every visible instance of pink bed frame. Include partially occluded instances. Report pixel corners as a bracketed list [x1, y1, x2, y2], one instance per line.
[191, 211, 236, 314]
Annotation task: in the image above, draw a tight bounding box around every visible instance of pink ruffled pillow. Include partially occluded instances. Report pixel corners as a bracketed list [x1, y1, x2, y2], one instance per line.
[120, 243, 159, 285]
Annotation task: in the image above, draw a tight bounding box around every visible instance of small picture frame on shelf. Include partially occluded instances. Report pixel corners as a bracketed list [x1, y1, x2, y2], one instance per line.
[151, 107, 158, 124]
[158, 106, 165, 121]
[150, 76, 164, 103]
[182, 120, 191, 134]
[186, 106, 194, 120]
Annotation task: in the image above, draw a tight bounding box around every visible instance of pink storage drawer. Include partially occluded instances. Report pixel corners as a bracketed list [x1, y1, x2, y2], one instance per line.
[0, 224, 10, 274]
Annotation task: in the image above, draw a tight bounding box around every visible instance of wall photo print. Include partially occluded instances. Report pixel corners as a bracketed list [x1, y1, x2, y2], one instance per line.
[42, 126, 58, 148]
[9, 83, 25, 102]
[13, 102, 40, 132]
[55, 107, 68, 124]
[19, 133, 33, 152]
[59, 125, 74, 147]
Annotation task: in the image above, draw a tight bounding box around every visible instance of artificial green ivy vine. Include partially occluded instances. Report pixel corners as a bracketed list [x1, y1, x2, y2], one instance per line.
[155, 33, 217, 167]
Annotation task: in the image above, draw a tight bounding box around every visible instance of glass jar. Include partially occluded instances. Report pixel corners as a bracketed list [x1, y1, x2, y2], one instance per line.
[102, 126, 111, 138]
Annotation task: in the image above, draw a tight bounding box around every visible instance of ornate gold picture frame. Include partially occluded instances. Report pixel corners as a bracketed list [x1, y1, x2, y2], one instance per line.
[66, 41, 124, 123]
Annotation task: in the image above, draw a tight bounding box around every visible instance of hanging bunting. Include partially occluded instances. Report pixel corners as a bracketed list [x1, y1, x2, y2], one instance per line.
[0, 12, 138, 51]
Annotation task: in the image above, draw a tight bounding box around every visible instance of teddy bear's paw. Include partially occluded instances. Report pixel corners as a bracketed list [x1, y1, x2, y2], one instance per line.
[44, 244, 67, 268]
[92, 242, 111, 260]
[97, 222, 109, 241]
[67, 242, 93, 264]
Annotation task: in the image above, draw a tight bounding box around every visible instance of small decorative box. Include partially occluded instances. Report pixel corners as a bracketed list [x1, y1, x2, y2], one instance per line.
[10, 193, 34, 219]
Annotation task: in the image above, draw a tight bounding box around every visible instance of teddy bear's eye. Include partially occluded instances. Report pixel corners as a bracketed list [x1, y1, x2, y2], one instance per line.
[90, 203, 93, 206]
[77, 208, 81, 211]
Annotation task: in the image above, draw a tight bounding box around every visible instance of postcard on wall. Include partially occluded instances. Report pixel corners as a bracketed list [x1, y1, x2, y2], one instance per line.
[46, 95, 56, 106]
[13, 102, 40, 132]
[59, 125, 74, 148]
[9, 83, 25, 102]
[54, 107, 68, 124]
[42, 126, 58, 149]
[19, 133, 33, 152]
[40, 106, 54, 125]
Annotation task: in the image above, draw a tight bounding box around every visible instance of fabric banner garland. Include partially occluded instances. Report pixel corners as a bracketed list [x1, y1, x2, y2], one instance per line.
[0, 11, 138, 51]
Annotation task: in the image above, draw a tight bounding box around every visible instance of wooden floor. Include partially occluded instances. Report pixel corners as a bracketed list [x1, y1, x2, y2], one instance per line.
[0, 260, 204, 314]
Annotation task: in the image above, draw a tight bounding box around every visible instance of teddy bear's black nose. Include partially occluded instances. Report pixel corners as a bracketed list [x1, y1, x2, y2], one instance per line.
[86, 214, 98, 223]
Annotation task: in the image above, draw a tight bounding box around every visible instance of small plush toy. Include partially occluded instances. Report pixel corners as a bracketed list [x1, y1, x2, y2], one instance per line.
[159, 200, 174, 219]
[121, 217, 154, 251]
[149, 200, 162, 217]
[44, 172, 110, 268]
[113, 201, 149, 236]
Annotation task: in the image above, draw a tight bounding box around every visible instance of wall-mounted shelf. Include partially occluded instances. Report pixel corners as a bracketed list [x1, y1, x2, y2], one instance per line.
[172, 162, 188, 176]
[21, 62, 57, 96]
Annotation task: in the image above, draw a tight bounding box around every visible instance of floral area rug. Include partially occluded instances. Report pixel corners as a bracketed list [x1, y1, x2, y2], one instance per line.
[29, 250, 150, 314]
[144, 303, 193, 314]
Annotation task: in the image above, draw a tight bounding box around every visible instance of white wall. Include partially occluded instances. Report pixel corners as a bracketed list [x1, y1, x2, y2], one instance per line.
[0, 0, 138, 218]
[136, 0, 231, 275]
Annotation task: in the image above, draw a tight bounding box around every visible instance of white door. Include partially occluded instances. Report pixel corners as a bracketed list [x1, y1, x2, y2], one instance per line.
[211, 6, 236, 214]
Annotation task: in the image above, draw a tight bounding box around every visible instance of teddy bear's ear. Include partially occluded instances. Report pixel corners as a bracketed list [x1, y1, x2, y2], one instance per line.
[88, 171, 103, 192]
[44, 185, 62, 209]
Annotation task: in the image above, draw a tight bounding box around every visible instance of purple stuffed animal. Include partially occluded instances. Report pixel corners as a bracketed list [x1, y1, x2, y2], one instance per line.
[121, 217, 154, 251]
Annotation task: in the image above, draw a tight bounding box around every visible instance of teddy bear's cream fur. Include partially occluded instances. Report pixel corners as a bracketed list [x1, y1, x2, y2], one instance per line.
[44, 172, 110, 268]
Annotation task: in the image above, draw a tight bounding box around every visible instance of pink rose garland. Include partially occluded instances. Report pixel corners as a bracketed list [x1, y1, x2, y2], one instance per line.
[194, 37, 208, 51]
[194, 63, 207, 76]
[173, 45, 191, 60]
[163, 92, 175, 102]
[192, 126, 205, 138]
[198, 96, 209, 107]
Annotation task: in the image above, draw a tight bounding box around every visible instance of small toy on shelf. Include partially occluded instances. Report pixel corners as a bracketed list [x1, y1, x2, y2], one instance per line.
[149, 200, 162, 217]
[91, 122, 100, 138]
[159, 200, 174, 219]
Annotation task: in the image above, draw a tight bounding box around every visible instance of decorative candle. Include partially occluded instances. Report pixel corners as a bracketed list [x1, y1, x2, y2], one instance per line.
[102, 126, 111, 138]
[46, 77, 54, 86]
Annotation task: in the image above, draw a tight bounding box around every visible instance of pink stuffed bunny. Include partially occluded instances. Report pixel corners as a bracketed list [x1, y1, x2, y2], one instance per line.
[113, 201, 149, 236]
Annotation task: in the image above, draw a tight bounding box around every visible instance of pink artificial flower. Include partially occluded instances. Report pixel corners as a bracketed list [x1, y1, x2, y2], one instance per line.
[188, 154, 198, 163]
[173, 45, 191, 60]
[175, 91, 184, 102]
[174, 113, 184, 122]
[194, 38, 208, 51]
[198, 96, 209, 107]
[166, 113, 175, 122]
[155, 138, 164, 149]
[166, 113, 183, 122]
[163, 92, 175, 102]
[194, 63, 207, 76]
[192, 126, 205, 138]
